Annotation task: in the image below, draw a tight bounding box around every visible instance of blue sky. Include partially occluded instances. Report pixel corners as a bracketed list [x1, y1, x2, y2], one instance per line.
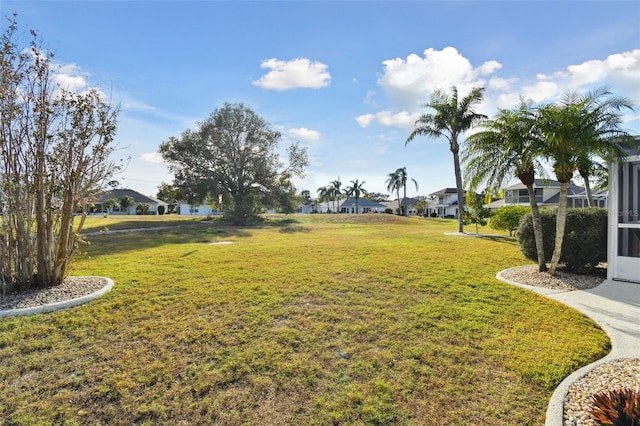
[5, 1, 640, 199]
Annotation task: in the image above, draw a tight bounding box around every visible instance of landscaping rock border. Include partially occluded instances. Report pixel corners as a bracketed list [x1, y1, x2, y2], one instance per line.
[0, 276, 113, 317]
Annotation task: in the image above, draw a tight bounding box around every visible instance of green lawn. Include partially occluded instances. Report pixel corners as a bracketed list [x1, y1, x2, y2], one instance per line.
[0, 214, 609, 425]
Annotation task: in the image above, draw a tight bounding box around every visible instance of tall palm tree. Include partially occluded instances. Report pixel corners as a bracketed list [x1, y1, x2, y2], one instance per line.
[331, 179, 342, 213]
[386, 167, 418, 216]
[385, 169, 402, 213]
[537, 87, 634, 275]
[463, 101, 548, 271]
[407, 86, 486, 232]
[344, 179, 367, 214]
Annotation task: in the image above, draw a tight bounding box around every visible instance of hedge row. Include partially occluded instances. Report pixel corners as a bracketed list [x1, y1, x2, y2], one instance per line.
[517, 208, 607, 271]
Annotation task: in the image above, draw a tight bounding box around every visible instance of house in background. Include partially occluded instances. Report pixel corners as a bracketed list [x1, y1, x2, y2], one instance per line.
[177, 203, 223, 216]
[94, 189, 168, 215]
[339, 197, 387, 214]
[500, 179, 587, 208]
[426, 188, 463, 218]
[381, 197, 421, 215]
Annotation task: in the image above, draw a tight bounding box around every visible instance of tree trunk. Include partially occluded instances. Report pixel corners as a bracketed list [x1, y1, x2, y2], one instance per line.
[549, 181, 569, 275]
[403, 185, 408, 217]
[452, 146, 465, 233]
[526, 184, 547, 272]
[580, 170, 594, 207]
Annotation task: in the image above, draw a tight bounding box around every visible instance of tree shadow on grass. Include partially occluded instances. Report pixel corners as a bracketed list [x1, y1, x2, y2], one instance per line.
[81, 222, 253, 258]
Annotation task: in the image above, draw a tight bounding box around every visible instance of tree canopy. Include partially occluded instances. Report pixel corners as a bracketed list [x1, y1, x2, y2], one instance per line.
[159, 103, 308, 224]
[407, 86, 486, 232]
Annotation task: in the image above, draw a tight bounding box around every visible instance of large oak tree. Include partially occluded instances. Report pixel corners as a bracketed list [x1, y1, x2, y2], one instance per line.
[159, 103, 308, 224]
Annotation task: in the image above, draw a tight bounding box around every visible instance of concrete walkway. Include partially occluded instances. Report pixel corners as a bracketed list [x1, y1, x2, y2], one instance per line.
[496, 271, 640, 426]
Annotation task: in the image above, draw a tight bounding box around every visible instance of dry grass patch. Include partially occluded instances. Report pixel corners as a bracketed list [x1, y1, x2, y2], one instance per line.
[0, 215, 609, 425]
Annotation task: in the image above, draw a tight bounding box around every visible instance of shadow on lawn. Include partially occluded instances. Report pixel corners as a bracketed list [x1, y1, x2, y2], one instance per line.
[82, 222, 254, 257]
[463, 233, 520, 247]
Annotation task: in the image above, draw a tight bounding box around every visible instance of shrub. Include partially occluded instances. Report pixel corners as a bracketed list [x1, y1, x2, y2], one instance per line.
[384, 208, 394, 214]
[590, 388, 640, 426]
[517, 208, 607, 271]
[489, 205, 531, 236]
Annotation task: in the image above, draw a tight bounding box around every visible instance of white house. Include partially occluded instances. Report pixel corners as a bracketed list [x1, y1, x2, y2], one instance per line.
[177, 203, 223, 216]
[381, 198, 421, 215]
[427, 188, 462, 218]
[501, 179, 586, 208]
[608, 139, 640, 283]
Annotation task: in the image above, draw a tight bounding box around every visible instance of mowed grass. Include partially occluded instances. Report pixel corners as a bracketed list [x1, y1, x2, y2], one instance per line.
[0, 215, 609, 425]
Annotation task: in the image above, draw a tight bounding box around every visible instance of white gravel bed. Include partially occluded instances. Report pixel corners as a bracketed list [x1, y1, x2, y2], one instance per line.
[0, 276, 109, 310]
[500, 265, 638, 426]
[563, 358, 640, 425]
[499, 264, 605, 291]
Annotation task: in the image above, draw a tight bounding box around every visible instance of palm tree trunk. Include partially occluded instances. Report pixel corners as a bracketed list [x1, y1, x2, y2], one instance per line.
[549, 182, 568, 275]
[403, 185, 408, 217]
[580, 170, 594, 207]
[452, 149, 465, 233]
[526, 184, 547, 272]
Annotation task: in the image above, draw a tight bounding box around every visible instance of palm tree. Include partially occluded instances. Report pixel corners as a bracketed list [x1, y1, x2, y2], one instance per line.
[316, 186, 331, 213]
[463, 101, 548, 271]
[119, 195, 136, 215]
[407, 86, 486, 232]
[386, 167, 418, 216]
[385, 169, 402, 214]
[344, 179, 367, 214]
[537, 87, 634, 275]
[331, 179, 342, 213]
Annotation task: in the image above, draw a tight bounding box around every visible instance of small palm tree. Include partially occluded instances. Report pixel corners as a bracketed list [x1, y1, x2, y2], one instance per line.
[119, 195, 136, 215]
[316, 186, 331, 213]
[463, 101, 548, 271]
[407, 86, 486, 232]
[537, 87, 634, 275]
[101, 198, 120, 215]
[344, 179, 367, 214]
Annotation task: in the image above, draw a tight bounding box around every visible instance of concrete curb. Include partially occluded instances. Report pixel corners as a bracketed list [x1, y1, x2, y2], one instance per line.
[496, 268, 640, 426]
[0, 277, 114, 318]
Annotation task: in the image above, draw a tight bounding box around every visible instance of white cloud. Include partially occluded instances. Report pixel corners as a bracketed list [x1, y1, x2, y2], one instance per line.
[355, 113, 376, 128]
[288, 127, 320, 141]
[377, 46, 502, 111]
[52, 63, 88, 91]
[366, 47, 640, 133]
[141, 152, 165, 164]
[253, 57, 331, 90]
[355, 111, 418, 129]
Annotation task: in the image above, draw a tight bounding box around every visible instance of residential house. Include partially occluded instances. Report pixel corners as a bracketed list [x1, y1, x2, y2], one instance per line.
[339, 197, 387, 214]
[501, 180, 587, 208]
[426, 188, 463, 218]
[381, 198, 421, 215]
[94, 189, 168, 215]
[177, 203, 223, 216]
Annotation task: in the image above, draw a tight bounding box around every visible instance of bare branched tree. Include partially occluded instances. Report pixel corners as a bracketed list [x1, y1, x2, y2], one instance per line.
[1, 15, 121, 292]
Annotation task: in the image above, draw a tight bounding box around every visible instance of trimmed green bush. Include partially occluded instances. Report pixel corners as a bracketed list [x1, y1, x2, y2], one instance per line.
[517, 208, 607, 271]
[489, 205, 531, 236]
